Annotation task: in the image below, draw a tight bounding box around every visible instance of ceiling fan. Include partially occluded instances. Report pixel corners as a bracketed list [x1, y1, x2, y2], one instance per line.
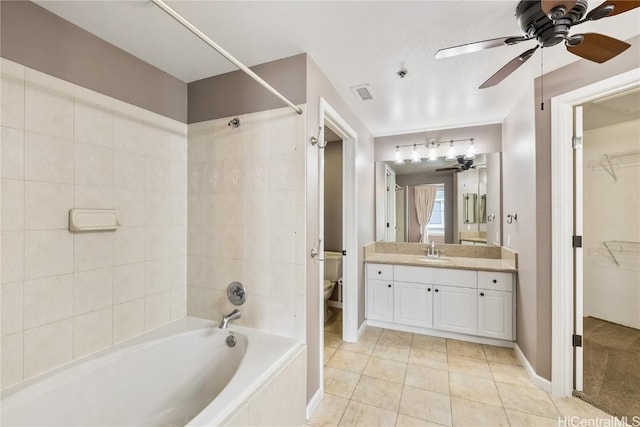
[435, 0, 640, 88]
[436, 156, 477, 173]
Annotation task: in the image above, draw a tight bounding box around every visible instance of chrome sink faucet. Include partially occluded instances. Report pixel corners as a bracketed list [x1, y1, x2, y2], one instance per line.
[426, 241, 441, 257]
[219, 309, 241, 329]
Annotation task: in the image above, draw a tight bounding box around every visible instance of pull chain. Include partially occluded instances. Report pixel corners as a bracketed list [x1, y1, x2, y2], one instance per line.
[540, 47, 544, 111]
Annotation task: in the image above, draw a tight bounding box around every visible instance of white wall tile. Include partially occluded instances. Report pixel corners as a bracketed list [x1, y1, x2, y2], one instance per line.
[113, 151, 145, 190]
[74, 232, 113, 272]
[1, 231, 24, 284]
[171, 288, 186, 320]
[1, 283, 23, 336]
[224, 159, 246, 193]
[145, 158, 171, 191]
[269, 299, 296, 337]
[246, 226, 270, 262]
[24, 230, 73, 280]
[1, 179, 24, 231]
[1, 74, 25, 130]
[74, 308, 112, 358]
[188, 162, 205, 194]
[144, 291, 171, 330]
[24, 181, 74, 230]
[23, 274, 73, 329]
[169, 161, 186, 193]
[23, 319, 73, 380]
[75, 142, 114, 187]
[269, 226, 295, 263]
[187, 286, 205, 318]
[246, 156, 270, 192]
[246, 295, 270, 330]
[113, 262, 145, 305]
[144, 259, 173, 295]
[75, 186, 114, 209]
[245, 111, 271, 158]
[74, 101, 113, 147]
[113, 226, 144, 266]
[74, 268, 112, 315]
[269, 262, 296, 301]
[270, 153, 296, 191]
[269, 111, 297, 155]
[187, 255, 204, 287]
[24, 82, 73, 140]
[1, 333, 23, 389]
[114, 188, 145, 226]
[24, 132, 74, 184]
[269, 190, 296, 227]
[1, 127, 25, 180]
[113, 298, 144, 343]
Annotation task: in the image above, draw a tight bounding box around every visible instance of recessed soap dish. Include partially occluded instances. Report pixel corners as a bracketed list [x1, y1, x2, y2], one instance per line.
[69, 209, 121, 232]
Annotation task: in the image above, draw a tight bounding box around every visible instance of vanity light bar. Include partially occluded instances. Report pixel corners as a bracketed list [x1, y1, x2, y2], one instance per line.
[394, 138, 476, 162]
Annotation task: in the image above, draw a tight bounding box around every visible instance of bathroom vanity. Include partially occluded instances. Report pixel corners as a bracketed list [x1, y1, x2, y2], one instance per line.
[364, 242, 517, 346]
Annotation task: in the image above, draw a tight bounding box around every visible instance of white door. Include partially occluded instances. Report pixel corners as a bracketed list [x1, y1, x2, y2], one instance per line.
[394, 281, 433, 328]
[433, 285, 477, 335]
[367, 279, 393, 322]
[478, 289, 513, 340]
[574, 105, 584, 392]
[384, 165, 396, 242]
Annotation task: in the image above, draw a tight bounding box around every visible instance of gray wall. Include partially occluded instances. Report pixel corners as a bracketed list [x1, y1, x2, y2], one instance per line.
[0, 1, 187, 123]
[187, 54, 306, 123]
[324, 140, 343, 252]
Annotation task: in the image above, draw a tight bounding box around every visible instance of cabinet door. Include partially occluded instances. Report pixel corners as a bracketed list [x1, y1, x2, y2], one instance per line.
[433, 285, 477, 335]
[478, 289, 513, 340]
[367, 279, 393, 322]
[394, 281, 433, 328]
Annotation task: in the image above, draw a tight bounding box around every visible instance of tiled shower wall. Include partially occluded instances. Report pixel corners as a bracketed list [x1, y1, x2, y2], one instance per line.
[187, 107, 306, 340]
[0, 59, 187, 389]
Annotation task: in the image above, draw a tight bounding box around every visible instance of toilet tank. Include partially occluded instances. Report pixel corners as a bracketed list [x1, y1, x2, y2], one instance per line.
[323, 251, 343, 282]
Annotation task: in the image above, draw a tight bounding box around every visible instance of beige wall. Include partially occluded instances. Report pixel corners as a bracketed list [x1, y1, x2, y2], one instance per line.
[0, 1, 187, 123]
[0, 59, 187, 389]
[324, 140, 343, 252]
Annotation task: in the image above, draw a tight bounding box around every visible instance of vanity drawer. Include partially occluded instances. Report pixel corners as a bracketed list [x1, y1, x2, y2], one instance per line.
[478, 271, 513, 292]
[367, 263, 393, 280]
[394, 266, 477, 288]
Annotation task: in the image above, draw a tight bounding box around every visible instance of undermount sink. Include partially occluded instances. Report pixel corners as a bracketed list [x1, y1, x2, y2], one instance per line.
[415, 257, 450, 263]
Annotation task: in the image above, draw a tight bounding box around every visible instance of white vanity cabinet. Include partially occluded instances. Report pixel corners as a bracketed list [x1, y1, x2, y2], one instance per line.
[433, 285, 477, 335]
[477, 271, 514, 340]
[393, 281, 433, 328]
[366, 264, 394, 322]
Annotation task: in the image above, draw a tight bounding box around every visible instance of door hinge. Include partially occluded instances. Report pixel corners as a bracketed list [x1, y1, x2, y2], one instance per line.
[342, 250, 347, 256]
[572, 334, 582, 347]
[572, 235, 582, 248]
[572, 136, 583, 149]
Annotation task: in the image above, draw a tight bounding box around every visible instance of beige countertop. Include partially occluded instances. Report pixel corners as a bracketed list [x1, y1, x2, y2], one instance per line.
[459, 237, 488, 244]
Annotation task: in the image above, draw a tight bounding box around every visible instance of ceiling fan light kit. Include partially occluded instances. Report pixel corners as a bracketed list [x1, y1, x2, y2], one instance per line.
[435, 0, 639, 88]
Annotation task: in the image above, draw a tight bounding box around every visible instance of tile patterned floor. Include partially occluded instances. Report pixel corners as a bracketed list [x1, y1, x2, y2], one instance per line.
[310, 324, 625, 427]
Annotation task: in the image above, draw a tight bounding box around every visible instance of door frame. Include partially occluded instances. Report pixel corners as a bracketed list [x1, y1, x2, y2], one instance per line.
[550, 68, 640, 397]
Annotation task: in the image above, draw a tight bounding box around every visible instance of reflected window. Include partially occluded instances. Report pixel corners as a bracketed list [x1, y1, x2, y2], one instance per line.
[426, 185, 445, 236]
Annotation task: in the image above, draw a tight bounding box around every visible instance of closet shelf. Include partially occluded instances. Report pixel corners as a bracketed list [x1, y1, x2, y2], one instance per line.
[593, 151, 640, 182]
[600, 240, 640, 266]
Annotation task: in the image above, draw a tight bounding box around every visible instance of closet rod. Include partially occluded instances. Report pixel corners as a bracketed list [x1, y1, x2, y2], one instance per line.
[150, 0, 303, 115]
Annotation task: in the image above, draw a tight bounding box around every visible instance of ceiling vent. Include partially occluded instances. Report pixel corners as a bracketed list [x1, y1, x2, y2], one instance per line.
[351, 84, 376, 102]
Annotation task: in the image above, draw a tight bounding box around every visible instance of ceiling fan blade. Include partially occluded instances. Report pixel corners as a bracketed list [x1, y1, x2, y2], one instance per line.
[435, 167, 460, 172]
[567, 33, 630, 63]
[435, 36, 531, 59]
[542, 0, 577, 16]
[479, 46, 539, 89]
[585, 0, 640, 20]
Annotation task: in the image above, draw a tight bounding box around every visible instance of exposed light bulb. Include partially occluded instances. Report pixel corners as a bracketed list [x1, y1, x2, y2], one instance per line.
[427, 139, 438, 161]
[394, 146, 405, 165]
[445, 141, 457, 160]
[465, 139, 477, 160]
[410, 144, 422, 164]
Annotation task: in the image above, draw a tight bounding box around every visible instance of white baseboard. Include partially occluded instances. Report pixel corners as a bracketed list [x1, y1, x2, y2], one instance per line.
[306, 388, 322, 420]
[357, 320, 367, 340]
[514, 343, 552, 393]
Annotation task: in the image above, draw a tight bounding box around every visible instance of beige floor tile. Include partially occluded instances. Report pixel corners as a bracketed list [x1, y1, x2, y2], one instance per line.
[482, 345, 521, 365]
[399, 385, 452, 426]
[504, 409, 558, 427]
[326, 350, 369, 374]
[339, 400, 397, 427]
[550, 395, 613, 419]
[324, 346, 337, 366]
[449, 373, 502, 407]
[447, 355, 493, 379]
[363, 356, 408, 384]
[308, 392, 349, 427]
[395, 414, 447, 426]
[496, 381, 560, 419]
[339, 339, 376, 356]
[450, 397, 509, 426]
[379, 329, 413, 346]
[446, 339, 486, 360]
[489, 361, 535, 387]
[409, 347, 448, 371]
[325, 332, 343, 349]
[373, 342, 411, 363]
[412, 334, 447, 353]
[351, 375, 403, 412]
[360, 326, 383, 343]
[405, 364, 450, 395]
[323, 367, 361, 399]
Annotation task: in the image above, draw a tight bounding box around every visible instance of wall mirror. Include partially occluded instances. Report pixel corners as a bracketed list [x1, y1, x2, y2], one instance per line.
[375, 151, 502, 246]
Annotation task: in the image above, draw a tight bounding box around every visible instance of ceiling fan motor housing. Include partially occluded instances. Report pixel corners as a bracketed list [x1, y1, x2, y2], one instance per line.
[516, 0, 588, 47]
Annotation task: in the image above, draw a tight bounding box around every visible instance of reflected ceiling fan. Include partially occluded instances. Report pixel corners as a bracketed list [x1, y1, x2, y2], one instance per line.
[435, 0, 640, 88]
[436, 156, 477, 173]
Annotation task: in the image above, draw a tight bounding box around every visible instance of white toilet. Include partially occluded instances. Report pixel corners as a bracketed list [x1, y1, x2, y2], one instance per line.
[323, 251, 343, 321]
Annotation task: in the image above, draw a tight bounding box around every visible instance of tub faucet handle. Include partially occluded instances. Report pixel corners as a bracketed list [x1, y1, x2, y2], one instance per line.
[219, 309, 242, 329]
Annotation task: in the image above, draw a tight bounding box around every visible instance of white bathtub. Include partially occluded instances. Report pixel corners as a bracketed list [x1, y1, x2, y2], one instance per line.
[0, 317, 305, 426]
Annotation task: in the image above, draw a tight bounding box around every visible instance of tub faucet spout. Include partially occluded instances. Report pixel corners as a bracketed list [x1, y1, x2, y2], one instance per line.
[219, 309, 241, 329]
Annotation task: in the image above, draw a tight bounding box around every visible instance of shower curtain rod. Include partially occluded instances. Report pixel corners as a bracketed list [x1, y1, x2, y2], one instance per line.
[150, 0, 303, 115]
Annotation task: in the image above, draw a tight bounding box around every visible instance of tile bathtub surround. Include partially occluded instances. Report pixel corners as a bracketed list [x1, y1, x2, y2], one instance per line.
[0, 58, 187, 390]
[186, 106, 306, 340]
[310, 327, 619, 427]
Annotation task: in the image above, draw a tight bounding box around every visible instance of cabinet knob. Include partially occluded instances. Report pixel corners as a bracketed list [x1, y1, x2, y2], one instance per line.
[378, 271, 382, 275]
[388, 284, 392, 288]
[480, 292, 485, 297]
[435, 289, 439, 293]
[427, 288, 431, 292]
[492, 279, 497, 284]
